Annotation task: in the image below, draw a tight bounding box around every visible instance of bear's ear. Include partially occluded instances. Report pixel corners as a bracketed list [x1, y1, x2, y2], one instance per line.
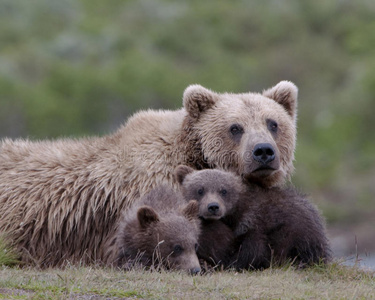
[137, 206, 160, 228]
[182, 200, 199, 221]
[262, 81, 298, 120]
[183, 84, 217, 119]
[175, 165, 195, 185]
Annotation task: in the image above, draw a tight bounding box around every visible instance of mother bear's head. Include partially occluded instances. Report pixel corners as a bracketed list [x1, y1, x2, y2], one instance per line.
[182, 81, 298, 187]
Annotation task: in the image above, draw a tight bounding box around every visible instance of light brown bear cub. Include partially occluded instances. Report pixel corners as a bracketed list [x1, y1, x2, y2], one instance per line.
[106, 185, 201, 274]
[176, 166, 331, 270]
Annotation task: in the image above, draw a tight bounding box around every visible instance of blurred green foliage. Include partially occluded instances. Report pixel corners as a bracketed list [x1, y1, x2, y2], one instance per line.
[1, 0, 374, 224]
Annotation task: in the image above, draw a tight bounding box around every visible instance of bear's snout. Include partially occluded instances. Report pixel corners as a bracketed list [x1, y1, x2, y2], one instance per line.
[189, 266, 201, 275]
[252, 143, 275, 165]
[242, 142, 281, 183]
[207, 202, 220, 215]
[199, 197, 225, 220]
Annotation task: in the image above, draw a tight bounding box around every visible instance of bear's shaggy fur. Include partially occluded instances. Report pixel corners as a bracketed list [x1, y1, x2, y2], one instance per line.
[105, 185, 201, 274]
[0, 81, 298, 266]
[176, 166, 331, 270]
[237, 186, 331, 269]
[193, 218, 237, 269]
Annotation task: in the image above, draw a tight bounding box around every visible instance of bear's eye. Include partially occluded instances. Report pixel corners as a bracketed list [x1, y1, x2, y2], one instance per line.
[197, 188, 204, 196]
[220, 189, 227, 196]
[173, 245, 183, 254]
[230, 124, 244, 136]
[267, 119, 278, 134]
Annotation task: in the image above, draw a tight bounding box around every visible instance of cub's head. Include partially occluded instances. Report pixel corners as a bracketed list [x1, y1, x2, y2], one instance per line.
[183, 81, 298, 187]
[118, 200, 201, 275]
[175, 165, 244, 220]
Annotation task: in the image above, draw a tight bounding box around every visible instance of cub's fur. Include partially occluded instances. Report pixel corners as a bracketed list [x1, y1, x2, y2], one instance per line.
[106, 185, 201, 274]
[176, 166, 331, 269]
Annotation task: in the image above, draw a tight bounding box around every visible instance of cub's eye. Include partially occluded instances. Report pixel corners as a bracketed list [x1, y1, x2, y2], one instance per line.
[220, 189, 227, 196]
[230, 124, 244, 136]
[195, 243, 199, 252]
[267, 119, 278, 133]
[197, 188, 204, 195]
[173, 245, 183, 254]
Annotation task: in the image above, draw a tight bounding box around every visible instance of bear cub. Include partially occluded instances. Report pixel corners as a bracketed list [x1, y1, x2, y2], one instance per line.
[176, 166, 331, 270]
[108, 185, 201, 274]
[175, 166, 244, 268]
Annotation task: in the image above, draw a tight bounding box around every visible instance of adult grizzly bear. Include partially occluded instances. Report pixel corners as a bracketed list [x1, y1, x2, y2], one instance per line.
[0, 81, 298, 266]
[176, 166, 331, 270]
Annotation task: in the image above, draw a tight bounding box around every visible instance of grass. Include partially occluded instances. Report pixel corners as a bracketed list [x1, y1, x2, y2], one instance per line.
[0, 237, 19, 267]
[0, 262, 374, 299]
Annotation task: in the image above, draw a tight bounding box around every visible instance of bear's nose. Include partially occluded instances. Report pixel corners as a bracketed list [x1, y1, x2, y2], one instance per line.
[189, 267, 201, 275]
[253, 143, 275, 165]
[207, 202, 220, 214]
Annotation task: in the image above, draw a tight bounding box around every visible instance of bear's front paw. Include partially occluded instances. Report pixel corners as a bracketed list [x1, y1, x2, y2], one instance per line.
[235, 223, 251, 236]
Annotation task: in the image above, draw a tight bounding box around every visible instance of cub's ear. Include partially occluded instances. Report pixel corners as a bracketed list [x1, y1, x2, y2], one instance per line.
[175, 165, 195, 185]
[182, 200, 199, 221]
[183, 84, 217, 119]
[137, 206, 159, 228]
[262, 81, 298, 121]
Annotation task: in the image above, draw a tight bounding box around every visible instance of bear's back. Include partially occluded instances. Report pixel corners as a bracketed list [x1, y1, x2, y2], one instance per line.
[137, 184, 186, 214]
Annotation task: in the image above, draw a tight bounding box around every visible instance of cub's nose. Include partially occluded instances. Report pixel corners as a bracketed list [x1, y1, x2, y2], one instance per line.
[207, 202, 220, 214]
[189, 266, 201, 275]
[253, 143, 275, 165]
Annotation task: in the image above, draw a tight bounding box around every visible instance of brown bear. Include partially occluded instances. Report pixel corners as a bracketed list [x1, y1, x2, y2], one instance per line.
[105, 185, 201, 274]
[175, 165, 243, 268]
[0, 81, 298, 266]
[176, 166, 331, 270]
[236, 185, 332, 269]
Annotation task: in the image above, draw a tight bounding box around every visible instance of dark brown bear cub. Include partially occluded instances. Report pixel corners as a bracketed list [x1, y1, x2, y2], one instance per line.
[176, 166, 331, 270]
[175, 166, 244, 268]
[107, 185, 201, 274]
[233, 186, 332, 269]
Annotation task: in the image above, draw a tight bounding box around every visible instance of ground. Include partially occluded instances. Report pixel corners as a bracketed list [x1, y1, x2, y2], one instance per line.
[0, 263, 374, 299]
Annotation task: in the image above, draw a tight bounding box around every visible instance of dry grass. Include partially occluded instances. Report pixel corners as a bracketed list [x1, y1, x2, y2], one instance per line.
[0, 261, 374, 299]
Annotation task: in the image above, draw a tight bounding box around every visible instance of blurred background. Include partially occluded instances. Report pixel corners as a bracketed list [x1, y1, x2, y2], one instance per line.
[0, 0, 374, 267]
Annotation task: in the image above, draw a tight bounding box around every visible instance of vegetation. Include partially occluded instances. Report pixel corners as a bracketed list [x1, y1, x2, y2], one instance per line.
[1, 3, 375, 298]
[0, 263, 374, 299]
[0, 238, 19, 267]
[0, 0, 374, 257]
